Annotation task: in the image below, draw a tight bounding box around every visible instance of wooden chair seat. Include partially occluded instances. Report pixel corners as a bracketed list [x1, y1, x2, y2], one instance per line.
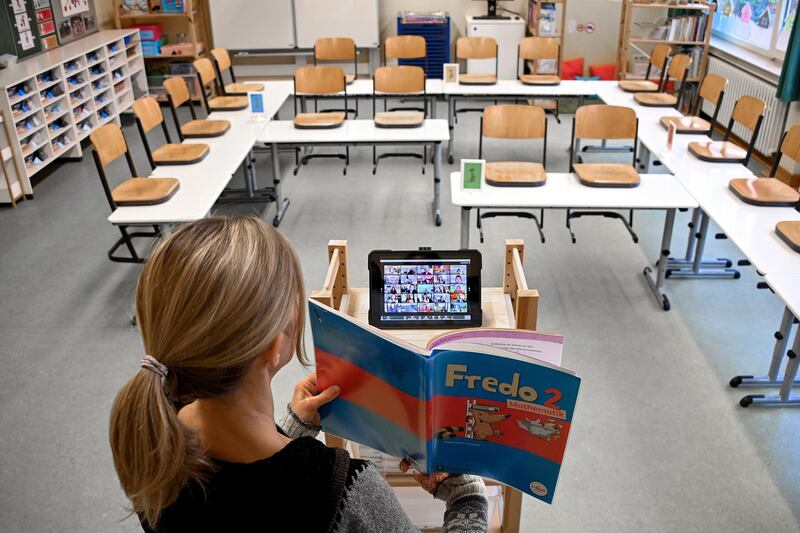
[207, 95, 249, 111]
[776, 221, 800, 253]
[659, 115, 712, 134]
[459, 73, 497, 85]
[180, 119, 231, 138]
[688, 141, 748, 163]
[224, 82, 265, 95]
[573, 163, 641, 188]
[294, 112, 346, 129]
[345, 73, 356, 85]
[728, 178, 800, 207]
[618, 80, 660, 93]
[111, 177, 179, 206]
[152, 143, 210, 165]
[634, 92, 678, 107]
[486, 162, 546, 187]
[519, 74, 561, 86]
[374, 111, 425, 129]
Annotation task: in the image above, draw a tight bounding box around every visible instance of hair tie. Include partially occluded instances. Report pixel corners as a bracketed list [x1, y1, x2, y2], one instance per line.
[140, 355, 168, 382]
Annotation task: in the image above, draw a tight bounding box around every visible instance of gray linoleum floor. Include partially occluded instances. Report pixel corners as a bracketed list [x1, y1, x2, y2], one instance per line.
[1, 97, 799, 533]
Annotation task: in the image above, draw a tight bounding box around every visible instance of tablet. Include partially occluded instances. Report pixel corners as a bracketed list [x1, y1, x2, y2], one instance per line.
[368, 249, 482, 329]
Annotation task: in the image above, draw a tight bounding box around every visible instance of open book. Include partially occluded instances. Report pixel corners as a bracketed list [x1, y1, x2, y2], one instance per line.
[309, 299, 581, 504]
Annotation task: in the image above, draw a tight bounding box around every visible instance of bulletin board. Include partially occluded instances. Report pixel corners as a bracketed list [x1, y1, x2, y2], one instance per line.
[51, 0, 97, 46]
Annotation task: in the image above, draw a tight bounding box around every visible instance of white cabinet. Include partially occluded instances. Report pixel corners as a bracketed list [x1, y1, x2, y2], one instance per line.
[465, 16, 525, 79]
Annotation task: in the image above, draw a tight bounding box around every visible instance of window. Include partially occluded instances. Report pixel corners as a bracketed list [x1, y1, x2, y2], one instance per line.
[712, 0, 798, 60]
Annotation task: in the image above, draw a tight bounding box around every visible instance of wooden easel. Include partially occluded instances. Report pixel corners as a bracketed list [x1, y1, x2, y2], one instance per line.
[311, 239, 540, 533]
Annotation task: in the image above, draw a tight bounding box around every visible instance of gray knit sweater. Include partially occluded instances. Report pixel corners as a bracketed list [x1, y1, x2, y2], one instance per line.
[278, 407, 489, 533]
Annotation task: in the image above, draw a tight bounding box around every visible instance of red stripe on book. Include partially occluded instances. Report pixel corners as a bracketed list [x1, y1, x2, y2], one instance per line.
[316, 348, 430, 439]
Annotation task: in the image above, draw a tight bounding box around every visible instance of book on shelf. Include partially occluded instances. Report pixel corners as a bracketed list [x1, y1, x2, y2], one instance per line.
[309, 299, 582, 504]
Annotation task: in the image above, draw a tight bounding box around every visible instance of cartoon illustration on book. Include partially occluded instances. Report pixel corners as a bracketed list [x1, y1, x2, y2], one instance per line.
[436, 400, 510, 441]
[517, 418, 564, 442]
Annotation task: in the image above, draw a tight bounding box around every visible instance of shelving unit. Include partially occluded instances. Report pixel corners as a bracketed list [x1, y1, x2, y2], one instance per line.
[0, 29, 147, 204]
[616, 1, 715, 84]
[527, 0, 568, 75]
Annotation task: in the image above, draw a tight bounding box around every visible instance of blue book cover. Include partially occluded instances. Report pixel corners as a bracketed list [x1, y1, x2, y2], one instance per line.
[309, 299, 581, 504]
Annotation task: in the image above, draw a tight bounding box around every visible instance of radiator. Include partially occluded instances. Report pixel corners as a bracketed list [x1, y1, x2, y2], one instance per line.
[703, 55, 787, 156]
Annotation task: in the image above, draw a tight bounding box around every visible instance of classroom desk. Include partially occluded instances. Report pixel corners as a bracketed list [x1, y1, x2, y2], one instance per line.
[732, 273, 800, 407]
[442, 80, 600, 163]
[451, 172, 698, 310]
[258, 119, 450, 226]
[295, 79, 444, 118]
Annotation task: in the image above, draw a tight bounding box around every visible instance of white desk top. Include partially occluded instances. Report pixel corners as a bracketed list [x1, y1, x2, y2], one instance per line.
[345, 78, 444, 96]
[442, 79, 599, 96]
[108, 114, 265, 225]
[450, 172, 698, 210]
[677, 174, 800, 275]
[765, 274, 800, 318]
[207, 80, 293, 120]
[258, 119, 450, 144]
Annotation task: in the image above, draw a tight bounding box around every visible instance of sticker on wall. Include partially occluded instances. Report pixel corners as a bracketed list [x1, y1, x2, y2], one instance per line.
[33, 0, 51, 7]
[576, 23, 584, 32]
[585, 22, 596, 34]
[60, 0, 89, 17]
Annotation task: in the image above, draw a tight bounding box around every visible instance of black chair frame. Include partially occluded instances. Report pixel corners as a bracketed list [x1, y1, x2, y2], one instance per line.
[371, 84, 428, 175]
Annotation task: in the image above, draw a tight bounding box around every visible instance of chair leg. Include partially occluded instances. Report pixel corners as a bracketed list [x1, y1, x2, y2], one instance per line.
[108, 225, 160, 264]
[567, 210, 639, 244]
[479, 210, 546, 244]
[372, 145, 377, 175]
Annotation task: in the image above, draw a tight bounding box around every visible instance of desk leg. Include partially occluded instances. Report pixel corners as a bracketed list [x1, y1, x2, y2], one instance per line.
[740, 321, 800, 407]
[430, 95, 437, 119]
[666, 208, 732, 270]
[731, 307, 800, 389]
[665, 211, 739, 279]
[447, 96, 455, 164]
[460, 207, 471, 249]
[271, 142, 291, 227]
[644, 208, 675, 311]
[433, 143, 442, 226]
[638, 145, 651, 173]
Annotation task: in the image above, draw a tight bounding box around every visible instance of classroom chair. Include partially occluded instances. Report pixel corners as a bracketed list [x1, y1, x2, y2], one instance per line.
[659, 74, 727, 135]
[90, 123, 178, 263]
[568, 104, 640, 243]
[314, 37, 358, 84]
[372, 65, 427, 175]
[618, 44, 670, 93]
[633, 53, 692, 108]
[475, 104, 548, 244]
[688, 95, 766, 165]
[456, 37, 499, 85]
[293, 65, 349, 174]
[210, 48, 265, 96]
[193, 57, 249, 112]
[517, 37, 560, 86]
[131, 96, 210, 169]
[384, 35, 427, 68]
[163, 76, 231, 141]
[729, 125, 800, 207]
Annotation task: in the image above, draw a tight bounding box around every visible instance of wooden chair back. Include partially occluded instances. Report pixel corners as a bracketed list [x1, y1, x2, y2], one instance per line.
[732, 95, 767, 131]
[163, 76, 191, 108]
[456, 37, 497, 60]
[295, 66, 346, 95]
[482, 105, 546, 139]
[315, 37, 356, 61]
[385, 35, 426, 60]
[519, 37, 558, 60]
[666, 53, 692, 82]
[374, 66, 425, 94]
[651, 44, 671, 71]
[210, 48, 232, 72]
[193, 57, 217, 86]
[574, 105, 637, 140]
[780, 125, 800, 163]
[699, 74, 727, 105]
[131, 96, 164, 134]
[90, 123, 128, 168]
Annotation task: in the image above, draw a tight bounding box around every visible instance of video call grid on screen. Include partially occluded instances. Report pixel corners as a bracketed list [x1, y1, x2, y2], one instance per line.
[380, 259, 470, 319]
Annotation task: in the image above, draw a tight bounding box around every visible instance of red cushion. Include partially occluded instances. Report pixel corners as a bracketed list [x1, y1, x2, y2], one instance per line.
[589, 63, 617, 81]
[561, 58, 584, 80]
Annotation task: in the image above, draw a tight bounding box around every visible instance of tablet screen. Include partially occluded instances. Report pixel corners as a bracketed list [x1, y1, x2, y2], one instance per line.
[369, 250, 482, 329]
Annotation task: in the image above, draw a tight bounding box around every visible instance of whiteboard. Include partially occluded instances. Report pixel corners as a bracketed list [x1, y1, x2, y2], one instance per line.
[208, 0, 296, 51]
[294, 0, 380, 48]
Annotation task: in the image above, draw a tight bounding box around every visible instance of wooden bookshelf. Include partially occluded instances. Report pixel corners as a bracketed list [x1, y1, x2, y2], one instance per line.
[527, 0, 568, 76]
[616, 0, 715, 84]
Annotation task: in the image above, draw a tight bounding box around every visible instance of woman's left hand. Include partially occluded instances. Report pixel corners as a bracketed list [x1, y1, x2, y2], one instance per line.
[290, 372, 340, 426]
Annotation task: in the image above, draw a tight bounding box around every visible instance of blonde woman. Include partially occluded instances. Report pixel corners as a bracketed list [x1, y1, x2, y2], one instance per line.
[109, 216, 488, 533]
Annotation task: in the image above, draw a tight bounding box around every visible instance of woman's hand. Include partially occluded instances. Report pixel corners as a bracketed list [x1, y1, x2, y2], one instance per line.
[399, 459, 450, 495]
[290, 372, 340, 426]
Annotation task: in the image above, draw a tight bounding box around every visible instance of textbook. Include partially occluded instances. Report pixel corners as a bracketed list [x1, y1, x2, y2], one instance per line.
[309, 299, 581, 504]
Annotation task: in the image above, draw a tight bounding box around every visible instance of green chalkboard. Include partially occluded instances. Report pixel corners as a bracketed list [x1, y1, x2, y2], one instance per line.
[0, 0, 42, 60]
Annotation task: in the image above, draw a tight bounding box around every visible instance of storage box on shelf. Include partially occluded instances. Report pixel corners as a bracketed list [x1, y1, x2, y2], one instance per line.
[0, 29, 148, 204]
[114, 0, 208, 62]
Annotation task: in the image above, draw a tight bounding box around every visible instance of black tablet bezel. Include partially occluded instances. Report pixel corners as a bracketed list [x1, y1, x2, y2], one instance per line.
[368, 249, 482, 329]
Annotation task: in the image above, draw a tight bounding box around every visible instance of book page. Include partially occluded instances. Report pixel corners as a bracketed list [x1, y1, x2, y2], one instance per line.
[426, 328, 564, 367]
[428, 349, 580, 505]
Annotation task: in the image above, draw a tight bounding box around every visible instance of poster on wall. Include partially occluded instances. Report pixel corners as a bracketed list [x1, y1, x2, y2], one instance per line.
[59, 0, 88, 17]
[33, 0, 58, 49]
